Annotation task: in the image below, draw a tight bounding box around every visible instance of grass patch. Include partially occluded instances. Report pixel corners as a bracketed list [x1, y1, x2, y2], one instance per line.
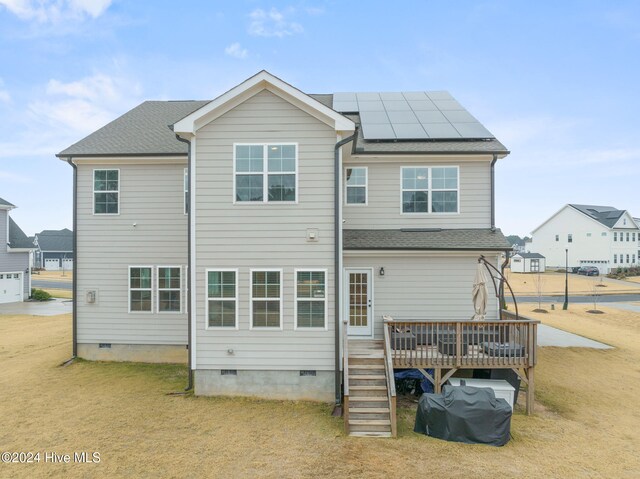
[41, 288, 72, 299]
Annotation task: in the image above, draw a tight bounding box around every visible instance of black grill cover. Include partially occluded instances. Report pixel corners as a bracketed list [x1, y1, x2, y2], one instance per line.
[414, 385, 512, 446]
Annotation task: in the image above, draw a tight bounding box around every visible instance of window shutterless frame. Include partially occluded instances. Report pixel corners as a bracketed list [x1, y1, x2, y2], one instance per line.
[205, 268, 239, 330]
[344, 166, 368, 206]
[249, 268, 283, 330]
[156, 265, 183, 314]
[399, 165, 460, 215]
[128, 266, 153, 314]
[233, 143, 298, 204]
[294, 268, 328, 331]
[93, 168, 120, 215]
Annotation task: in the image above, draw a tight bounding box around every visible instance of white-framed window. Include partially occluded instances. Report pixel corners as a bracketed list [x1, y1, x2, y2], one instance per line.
[627, 254, 630, 263]
[93, 169, 119, 214]
[568, 234, 573, 243]
[184, 168, 189, 215]
[234, 144, 297, 203]
[157, 266, 182, 313]
[587, 233, 592, 237]
[614, 232, 618, 241]
[250, 269, 282, 329]
[602, 232, 607, 237]
[633, 233, 637, 242]
[555, 235, 559, 242]
[345, 167, 367, 205]
[614, 254, 617, 264]
[633, 254, 636, 264]
[129, 266, 152, 313]
[295, 269, 327, 330]
[627, 232, 630, 242]
[401, 166, 459, 214]
[206, 269, 238, 329]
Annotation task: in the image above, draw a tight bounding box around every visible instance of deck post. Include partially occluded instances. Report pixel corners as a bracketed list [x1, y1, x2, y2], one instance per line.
[526, 367, 534, 415]
[434, 368, 442, 393]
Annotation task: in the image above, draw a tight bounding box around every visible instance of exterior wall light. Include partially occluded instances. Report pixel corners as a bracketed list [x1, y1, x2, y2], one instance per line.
[379, 267, 385, 276]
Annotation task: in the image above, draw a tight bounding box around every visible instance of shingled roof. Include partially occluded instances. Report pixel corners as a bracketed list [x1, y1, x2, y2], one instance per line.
[57, 91, 507, 157]
[343, 228, 511, 251]
[57, 100, 209, 157]
[8, 217, 34, 249]
[569, 204, 633, 229]
[34, 228, 73, 252]
[0, 197, 15, 208]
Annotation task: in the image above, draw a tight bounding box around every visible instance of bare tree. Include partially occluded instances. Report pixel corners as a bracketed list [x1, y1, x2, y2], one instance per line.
[532, 270, 546, 312]
[589, 276, 603, 313]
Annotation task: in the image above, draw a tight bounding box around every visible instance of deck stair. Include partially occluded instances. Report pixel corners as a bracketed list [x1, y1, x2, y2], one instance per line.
[345, 339, 394, 437]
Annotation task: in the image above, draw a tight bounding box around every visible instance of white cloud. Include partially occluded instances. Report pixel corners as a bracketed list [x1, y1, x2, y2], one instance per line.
[224, 42, 248, 59]
[28, 73, 141, 135]
[248, 7, 303, 38]
[0, 0, 111, 23]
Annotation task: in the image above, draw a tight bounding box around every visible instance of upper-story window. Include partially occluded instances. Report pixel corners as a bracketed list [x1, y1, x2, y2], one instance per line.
[401, 166, 458, 214]
[614, 232, 618, 241]
[627, 232, 630, 242]
[94, 169, 119, 214]
[555, 235, 559, 242]
[234, 144, 297, 203]
[633, 233, 637, 242]
[345, 167, 367, 205]
[568, 234, 573, 243]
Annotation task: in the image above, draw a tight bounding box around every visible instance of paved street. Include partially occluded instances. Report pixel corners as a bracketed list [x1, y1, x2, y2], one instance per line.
[32, 279, 72, 290]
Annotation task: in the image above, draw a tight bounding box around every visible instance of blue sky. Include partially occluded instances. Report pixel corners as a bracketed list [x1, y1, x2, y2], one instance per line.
[0, 0, 638, 236]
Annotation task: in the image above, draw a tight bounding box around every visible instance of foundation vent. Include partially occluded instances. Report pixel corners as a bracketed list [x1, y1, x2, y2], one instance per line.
[98, 343, 111, 349]
[221, 369, 237, 376]
[300, 370, 317, 376]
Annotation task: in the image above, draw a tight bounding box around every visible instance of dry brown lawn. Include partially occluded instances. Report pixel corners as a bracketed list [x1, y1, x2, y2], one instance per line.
[1, 311, 639, 478]
[506, 269, 640, 295]
[33, 270, 73, 281]
[626, 276, 640, 284]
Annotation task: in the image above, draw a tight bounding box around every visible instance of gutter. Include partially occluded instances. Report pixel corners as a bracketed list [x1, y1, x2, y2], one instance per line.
[490, 154, 497, 231]
[175, 134, 193, 391]
[65, 157, 78, 358]
[334, 131, 357, 408]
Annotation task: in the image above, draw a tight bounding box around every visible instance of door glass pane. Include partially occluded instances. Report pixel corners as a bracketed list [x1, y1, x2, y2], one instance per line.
[349, 272, 368, 327]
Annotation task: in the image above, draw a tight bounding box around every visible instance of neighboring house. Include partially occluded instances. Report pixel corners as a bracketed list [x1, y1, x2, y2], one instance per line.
[0, 197, 34, 303]
[56, 71, 512, 431]
[510, 252, 546, 273]
[32, 228, 73, 270]
[528, 204, 640, 273]
[506, 235, 526, 254]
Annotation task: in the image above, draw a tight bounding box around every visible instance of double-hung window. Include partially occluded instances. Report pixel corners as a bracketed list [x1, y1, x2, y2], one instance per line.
[158, 267, 181, 313]
[235, 144, 297, 203]
[129, 266, 152, 313]
[401, 166, 458, 213]
[94, 169, 119, 214]
[345, 167, 367, 205]
[614, 232, 618, 241]
[295, 270, 327, 329]
[251, 270, 282, 328]
[207, 270, 237, 328]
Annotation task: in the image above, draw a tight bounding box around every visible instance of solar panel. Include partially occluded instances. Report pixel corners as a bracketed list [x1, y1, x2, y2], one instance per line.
[332, 91, 495, 140]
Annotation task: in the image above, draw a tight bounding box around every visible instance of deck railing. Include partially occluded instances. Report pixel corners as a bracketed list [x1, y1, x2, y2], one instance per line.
[382, 320, 397, 437]
[383, 318, 538, 370]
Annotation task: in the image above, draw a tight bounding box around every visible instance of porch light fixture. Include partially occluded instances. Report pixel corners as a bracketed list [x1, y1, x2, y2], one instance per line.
[379, 267, 385, 276]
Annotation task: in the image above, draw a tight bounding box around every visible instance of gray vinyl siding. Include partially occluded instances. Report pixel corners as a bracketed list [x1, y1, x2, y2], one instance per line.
[343, 156, 492, 229]
[76, 162, 188, 345]
[344, 253, 501, 339]
[0, 210, 30, 298]
[194, 89, 336, 371]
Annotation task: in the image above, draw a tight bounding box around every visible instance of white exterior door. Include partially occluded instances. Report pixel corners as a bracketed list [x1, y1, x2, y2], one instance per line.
[45, 258, 60, 271]
[0, 273, 22, 304]
[345, 268, 373, 336]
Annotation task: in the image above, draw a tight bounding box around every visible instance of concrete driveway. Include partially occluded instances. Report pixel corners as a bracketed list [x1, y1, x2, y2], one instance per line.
[0, 299, 72, 316]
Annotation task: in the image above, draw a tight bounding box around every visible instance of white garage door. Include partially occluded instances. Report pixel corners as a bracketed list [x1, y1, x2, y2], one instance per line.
[0, 273, 22, 304]
[45, 258, 60, 271]
[62, 259, 73, 270]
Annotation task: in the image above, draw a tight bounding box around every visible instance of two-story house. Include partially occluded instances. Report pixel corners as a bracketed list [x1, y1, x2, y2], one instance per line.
[31, 228, 74, 271]
[528, 204, 640, 272]
[57, 71, 512, 434]
[0, 197, 33, 303]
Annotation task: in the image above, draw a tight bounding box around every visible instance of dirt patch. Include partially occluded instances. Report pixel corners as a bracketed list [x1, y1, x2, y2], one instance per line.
[1, 312, 639, 478]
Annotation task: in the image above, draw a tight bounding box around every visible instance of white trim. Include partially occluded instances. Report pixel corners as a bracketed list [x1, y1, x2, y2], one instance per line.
[190, 138, 197, 368]
[233, 143, 299, 205]
[173, 70, 355, 135]
[204, 268, 239, 330]
[184, 167, 188, 215]
[344, 267, 374, 337]
[344, 249, 505, 258]
[293, 268, 329, 331]
[249, 268, 283, 330]
[70, 157, 187, 165]
[156, 265, 183, 314]
[128, 265, 153, 314]
[399, 165, 460, 215]
[344, 166, 368, 206]
[92, 168, 120, 216]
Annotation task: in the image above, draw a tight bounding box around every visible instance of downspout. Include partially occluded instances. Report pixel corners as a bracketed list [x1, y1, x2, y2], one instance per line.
[176, 135, 193, 391]
[490, 154, 497, 231]
[65, 157, 78, 358]
[334, 131, 356, 407]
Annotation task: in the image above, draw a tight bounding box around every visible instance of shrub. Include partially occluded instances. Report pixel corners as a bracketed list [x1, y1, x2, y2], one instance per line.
[31, 288, 52, 301]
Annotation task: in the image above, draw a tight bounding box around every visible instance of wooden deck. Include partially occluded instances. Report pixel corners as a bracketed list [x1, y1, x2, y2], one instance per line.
[383, 310, 539, 415]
